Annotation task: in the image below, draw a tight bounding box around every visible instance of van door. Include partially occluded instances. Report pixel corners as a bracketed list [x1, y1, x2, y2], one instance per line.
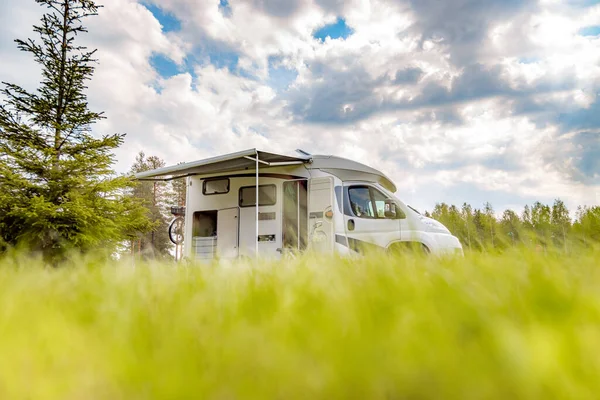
[237, 184, 279, 257]
[282, 180, 308, 252]
[308, 177, 334, 253]
[343, 184, 401, 252]
[217, 207, 239, 258]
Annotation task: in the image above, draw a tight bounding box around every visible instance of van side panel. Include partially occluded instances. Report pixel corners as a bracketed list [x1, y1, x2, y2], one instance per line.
[308, 177, 335, 253]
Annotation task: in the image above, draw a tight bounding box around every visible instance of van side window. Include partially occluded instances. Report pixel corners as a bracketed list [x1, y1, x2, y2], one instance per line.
[348, 187, 376, 218]
[371, 188, 388, 218]
[239, 184, 277, 207]
[203, 178, 229, 195]
[348, 185, 404, 219]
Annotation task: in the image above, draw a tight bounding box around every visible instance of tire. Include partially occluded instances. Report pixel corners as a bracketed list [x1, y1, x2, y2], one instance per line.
[168, 217, 185, 245]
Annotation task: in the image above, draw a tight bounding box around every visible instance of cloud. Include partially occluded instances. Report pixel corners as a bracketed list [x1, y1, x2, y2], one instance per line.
[406, 0, 539, 64]
[1, 0, 599, 215]
[556, 93, 600, 131]
[0, 0, 45, 92]
[249, 0, 304, 18]
[284, 59, 389, 124]
[394, 67, 423, 84]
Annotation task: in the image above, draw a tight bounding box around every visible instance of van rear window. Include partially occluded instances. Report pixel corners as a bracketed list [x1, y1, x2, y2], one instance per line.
[203, 178, 229, 195]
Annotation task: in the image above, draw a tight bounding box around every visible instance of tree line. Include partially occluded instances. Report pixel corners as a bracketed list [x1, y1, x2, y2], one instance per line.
[424, 200, 600, 252]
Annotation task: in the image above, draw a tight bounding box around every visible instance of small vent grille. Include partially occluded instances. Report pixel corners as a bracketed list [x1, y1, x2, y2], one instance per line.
[258, 212, 276, 221]
[258, 234, 276, 243]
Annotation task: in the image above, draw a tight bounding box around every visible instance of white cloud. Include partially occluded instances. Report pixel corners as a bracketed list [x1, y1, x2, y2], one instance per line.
[1, 0, 599, 214]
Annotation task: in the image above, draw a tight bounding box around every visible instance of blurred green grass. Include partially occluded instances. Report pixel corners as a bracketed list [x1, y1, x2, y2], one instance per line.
[1, 247, 599, 399]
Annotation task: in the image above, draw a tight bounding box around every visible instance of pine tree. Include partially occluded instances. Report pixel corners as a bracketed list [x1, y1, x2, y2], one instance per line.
[574, 206, 600, 243]
[500, 209, 522, 246]
[171, 176, 187, 208]
[0, 0, 150, 262]
[531, 201, 552, 245]
[461, 203, 475, 250]
[551, 198, 570, 249]
[483, 202, 497, 249]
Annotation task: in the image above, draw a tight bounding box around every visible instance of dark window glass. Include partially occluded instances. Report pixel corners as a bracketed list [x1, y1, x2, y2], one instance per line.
[203, 179, 229, 195]
[348, 187, 376, 218]
[282, 180, 308, 250]
[239, 184, 277, 207]
[370, 188, 389, 218]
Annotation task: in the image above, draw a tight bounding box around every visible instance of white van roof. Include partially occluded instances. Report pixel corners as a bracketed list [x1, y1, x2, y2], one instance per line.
[307, 155, 396, 192]
[134, 148, 396, 193]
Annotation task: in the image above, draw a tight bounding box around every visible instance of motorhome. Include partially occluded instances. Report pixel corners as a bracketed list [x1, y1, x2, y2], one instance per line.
[135, 149, 463, 261]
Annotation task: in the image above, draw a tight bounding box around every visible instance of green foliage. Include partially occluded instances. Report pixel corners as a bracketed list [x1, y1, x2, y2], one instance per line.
[0, 0, 151, 263]
[574, 206, 600, 242]
[0, 248, 599, 398]
[126, 152, 173, 259]
[429, 199, 600, 252]
[170, 166, 187, 208]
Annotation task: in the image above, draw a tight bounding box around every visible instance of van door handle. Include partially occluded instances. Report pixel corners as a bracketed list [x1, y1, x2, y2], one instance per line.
[348, 219, 355, 231]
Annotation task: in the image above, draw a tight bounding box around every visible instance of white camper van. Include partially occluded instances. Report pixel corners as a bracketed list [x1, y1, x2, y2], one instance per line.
[135, 149, 463, 261]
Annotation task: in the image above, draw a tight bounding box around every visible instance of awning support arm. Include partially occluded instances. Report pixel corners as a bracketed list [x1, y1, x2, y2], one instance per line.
[255, 151, 259, 257]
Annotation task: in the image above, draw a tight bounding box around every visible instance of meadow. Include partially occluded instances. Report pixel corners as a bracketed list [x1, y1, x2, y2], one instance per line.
[1, 247, 599, 399]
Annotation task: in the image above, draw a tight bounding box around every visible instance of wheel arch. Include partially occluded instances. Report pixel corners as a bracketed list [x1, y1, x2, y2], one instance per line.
[386, 240, 431, 254]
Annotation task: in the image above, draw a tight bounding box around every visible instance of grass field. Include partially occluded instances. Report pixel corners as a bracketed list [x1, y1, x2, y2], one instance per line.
[1, 247, 599, 399]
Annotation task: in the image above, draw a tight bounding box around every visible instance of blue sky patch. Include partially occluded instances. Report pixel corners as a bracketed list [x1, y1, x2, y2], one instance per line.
[181, 45, 240, 74]
[267, 56, 298, 92]
[579, 26, 600, 36]
[143, 3, 181, 32]
[313, 18, 354, 41]
[209, 50, 239, 72]
[566, 0, 600, 7]
[219, 0, 232, 18]
[150, 54, 180, 78]
[518, 56, 541, 64]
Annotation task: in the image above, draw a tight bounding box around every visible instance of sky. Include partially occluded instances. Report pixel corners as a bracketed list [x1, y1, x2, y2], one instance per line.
[0, 0, 599, 215]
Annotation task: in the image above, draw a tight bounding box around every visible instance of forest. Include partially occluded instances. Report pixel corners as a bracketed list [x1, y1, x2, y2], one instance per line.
[426, 200, 600, 252]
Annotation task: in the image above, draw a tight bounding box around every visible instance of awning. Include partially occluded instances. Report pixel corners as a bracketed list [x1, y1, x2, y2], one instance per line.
[134, 148, 311, 181]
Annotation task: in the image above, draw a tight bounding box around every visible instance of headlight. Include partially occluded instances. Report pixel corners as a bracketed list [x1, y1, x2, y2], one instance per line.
[420, 217, 451, 234]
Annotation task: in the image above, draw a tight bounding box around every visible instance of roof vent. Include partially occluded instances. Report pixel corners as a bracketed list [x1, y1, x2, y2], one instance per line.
[295, 149, 311, 156]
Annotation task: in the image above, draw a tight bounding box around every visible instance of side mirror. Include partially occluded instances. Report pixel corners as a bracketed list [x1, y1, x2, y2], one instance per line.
[384, 200, 396, 219]
[384, 201, 405, 219]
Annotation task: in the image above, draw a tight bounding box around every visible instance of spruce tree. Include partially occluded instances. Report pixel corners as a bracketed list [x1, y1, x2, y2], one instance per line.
[0, 0, 150, 262]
